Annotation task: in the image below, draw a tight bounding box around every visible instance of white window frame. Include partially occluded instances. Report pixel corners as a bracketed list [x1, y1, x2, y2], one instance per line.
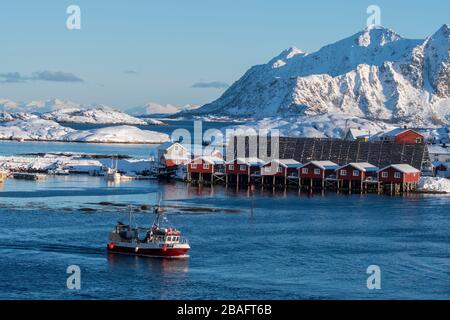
[353, 170, 359, 177]
[240, 165, 246, 171]
[381, 171, 388, 178]
[302, 168, 308, 174]
[314, 168, 321, 175]
[203, 163, 210, 169]
[340, 169, 347, 176]
[394, 172, 401, 179]
[191, 163, 197, 169]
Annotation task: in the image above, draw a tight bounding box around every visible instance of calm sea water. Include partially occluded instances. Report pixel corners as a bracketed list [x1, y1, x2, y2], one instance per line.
[0, 120, 235, 158]
[0, 175, 450, 300]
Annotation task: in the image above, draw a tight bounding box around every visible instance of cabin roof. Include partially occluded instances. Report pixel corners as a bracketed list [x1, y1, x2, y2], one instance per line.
[338, 162, 379, 172]
[378, 164, 420, 174]
[301, 160, 339, 170]
[266, 159, 301, 168]
[227, 157, 265, 166]
[191, 156, 224, 165]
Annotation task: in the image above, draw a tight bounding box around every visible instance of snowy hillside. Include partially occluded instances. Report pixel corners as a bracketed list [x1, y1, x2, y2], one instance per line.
[0, 98, 165, 125]
[127, 102, 200, 117]
[0, 119, 169, 144]
[185, 25, 450, 127]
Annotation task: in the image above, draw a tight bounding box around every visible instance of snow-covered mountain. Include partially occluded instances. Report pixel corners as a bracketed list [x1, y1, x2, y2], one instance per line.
[185, 24, 450, 127]
[127, 102, 200, 117]
[0, 119, 170, 143]
[0, 98, 164, 125]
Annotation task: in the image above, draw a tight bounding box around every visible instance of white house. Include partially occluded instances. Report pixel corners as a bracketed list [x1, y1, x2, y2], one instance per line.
[157, 142, 191, 168]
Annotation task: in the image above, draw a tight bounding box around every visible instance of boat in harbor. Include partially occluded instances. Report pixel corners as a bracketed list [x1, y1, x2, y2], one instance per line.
[107, 201, 190, 258]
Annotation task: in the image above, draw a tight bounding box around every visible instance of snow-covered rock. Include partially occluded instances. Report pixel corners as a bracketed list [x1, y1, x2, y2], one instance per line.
[0, 119, 170, 144]
[418, 177, 450, 193]
[185, 25, 450, 127]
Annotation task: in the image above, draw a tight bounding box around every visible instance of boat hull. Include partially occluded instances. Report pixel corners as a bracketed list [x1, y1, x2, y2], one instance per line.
[107, 243, 189, 258]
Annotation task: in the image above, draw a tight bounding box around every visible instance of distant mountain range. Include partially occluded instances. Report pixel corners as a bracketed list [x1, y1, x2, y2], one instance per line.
[183, 24, 450, 127]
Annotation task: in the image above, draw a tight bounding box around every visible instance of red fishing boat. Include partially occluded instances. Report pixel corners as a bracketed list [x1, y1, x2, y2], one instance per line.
[107, 200, 190, 258]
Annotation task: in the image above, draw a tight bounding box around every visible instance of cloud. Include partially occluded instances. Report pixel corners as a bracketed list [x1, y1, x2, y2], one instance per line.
[191, 81, 229, 89]
[32, 71, 83, 82]
[0, 72, 29, 83]
[124, 70, 137, 74]
[0, 71, 83, 83]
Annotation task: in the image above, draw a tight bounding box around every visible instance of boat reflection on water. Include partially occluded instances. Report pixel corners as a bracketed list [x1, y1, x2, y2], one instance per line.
[106, 252, 190, 276]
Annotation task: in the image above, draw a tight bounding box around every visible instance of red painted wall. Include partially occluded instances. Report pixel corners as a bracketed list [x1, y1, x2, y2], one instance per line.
[378, 167, 420, 183]
[187, 160, 214, 174]
[299, 163, 325, 179]
[336, 164, 365, 181]
[395, 130, 424, 144]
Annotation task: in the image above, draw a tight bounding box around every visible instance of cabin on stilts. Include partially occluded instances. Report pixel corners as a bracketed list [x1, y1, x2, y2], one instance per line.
[298, 161, 339, 191]
[225, 157, 265, 187]
[186, 156, 225, 184]
[377, 164, 420, 194]
[335, 162, 379, 193]
[261, 159, 301, 188]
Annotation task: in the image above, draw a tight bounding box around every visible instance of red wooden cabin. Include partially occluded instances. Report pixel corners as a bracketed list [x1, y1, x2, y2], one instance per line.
[377, 128, 424, 144]
[261, 159, 301, 177]
[225, 157, 265, 176]
[377, 164, 420, 184]
[187, 156, 224, 174]
[298, 161, 339, 180]
[336, 162, 378, 181]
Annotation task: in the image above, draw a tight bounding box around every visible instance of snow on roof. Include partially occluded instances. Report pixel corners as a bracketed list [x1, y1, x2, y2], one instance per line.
[275, 159, 302, 168]
[302, 160, 339, 170]
[347, 128, 371, 139]
[380, 128, 422, 138]
[428, 145, 450, 155]
[192, 156, 224, 165]
[338, 162, 379, 172]
[378, 164, 420, 174]
[227, 157, 265, 166]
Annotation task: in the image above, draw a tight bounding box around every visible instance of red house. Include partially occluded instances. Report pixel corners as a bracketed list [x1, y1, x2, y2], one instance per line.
[377, 128, 424, 144]
[225, 157, 265, 175]
[187, 156, 224, 182]
[298, 161, 339, 189]
[377, 164, 420, 184]
[336, 162, 379, 181]
[261, 159, 301, 177]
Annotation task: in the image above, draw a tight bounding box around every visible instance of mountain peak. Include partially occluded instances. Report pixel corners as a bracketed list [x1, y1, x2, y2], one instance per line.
[270, 46, 305, 68]
[356, 26, 402, 47]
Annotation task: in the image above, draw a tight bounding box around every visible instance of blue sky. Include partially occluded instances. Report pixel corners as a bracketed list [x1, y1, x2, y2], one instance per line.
[0, 0, 448, 110]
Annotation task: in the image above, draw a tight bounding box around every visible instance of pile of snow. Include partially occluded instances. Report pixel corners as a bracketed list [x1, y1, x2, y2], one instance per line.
[0, 111, 39, 122]
[0, 119, 170, 144]
[225, 113, 395, 139]
[186, 25, 450, 128]
[418, 177, 450, 193]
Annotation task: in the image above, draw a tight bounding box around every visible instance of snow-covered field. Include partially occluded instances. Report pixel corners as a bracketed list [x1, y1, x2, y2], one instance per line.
[418, 177, 450, 193]
[0, 119, 170, 144]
